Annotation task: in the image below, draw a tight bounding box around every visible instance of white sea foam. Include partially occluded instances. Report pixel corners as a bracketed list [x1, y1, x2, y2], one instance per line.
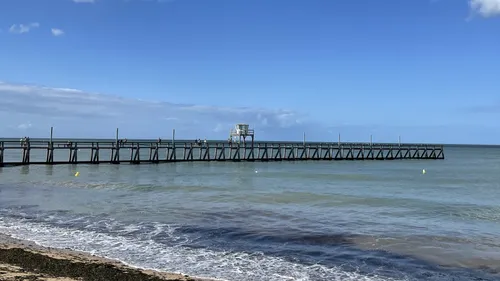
[0, 217, 408, 281]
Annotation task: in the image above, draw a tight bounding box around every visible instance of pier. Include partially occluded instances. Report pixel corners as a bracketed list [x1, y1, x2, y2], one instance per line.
[0, 127, 444, 166]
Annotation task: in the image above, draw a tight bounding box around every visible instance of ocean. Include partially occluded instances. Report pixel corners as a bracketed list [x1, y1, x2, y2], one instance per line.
[0, 145, 499, 281]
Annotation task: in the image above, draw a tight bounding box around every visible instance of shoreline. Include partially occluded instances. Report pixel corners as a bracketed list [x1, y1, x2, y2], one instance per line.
[0, 233, 221, 281]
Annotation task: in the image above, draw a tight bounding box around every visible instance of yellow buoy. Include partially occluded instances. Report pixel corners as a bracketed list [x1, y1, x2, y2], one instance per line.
[422, 169, 426, 174]
[74, 172, 80, 177]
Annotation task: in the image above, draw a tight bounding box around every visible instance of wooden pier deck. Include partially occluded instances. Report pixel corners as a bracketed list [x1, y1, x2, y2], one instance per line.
[0, 139, 444, 166]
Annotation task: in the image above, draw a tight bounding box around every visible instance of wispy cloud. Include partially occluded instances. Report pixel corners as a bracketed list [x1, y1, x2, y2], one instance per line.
[73, 0, 95, 3]
[9, 23, 40, 34]
[0, 82, 316, 140]
[51, 28, 65, 37]
[0, 82, 498, 144]
[469, 0, 500, 17]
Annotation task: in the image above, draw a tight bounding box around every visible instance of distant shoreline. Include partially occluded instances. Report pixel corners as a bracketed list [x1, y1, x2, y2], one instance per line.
[0, 233, 221, 281]
[0, 137, 497, 147]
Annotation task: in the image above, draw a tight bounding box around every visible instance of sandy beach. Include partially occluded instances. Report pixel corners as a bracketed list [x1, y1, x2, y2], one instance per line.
[0, 233, 216, 281]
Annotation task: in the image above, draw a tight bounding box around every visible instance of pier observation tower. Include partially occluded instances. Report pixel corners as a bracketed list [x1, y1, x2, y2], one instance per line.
[229, 123, 254, 145]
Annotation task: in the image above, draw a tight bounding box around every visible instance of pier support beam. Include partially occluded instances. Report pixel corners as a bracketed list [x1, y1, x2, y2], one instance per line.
[91, 142, 100, 163]
[46, 127, 54, 163]
[21, 138, 31, 164]
[69, 142, 78, 163]
[112, 128, 120, 164]
[172, 129, 176, 160]
[0, 141, 4, 164]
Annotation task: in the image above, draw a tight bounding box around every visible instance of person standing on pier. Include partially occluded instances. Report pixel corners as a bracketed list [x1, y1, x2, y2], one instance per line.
[20, 137, 30, 148]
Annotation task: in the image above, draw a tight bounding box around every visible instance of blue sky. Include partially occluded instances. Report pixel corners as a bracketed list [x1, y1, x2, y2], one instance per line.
[0, 0, 499, 144]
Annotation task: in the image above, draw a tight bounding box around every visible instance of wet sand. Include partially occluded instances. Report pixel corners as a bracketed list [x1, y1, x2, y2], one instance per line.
[0, 233, 218, 281]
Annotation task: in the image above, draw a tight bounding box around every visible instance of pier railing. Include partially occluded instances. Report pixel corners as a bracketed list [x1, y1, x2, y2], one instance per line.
[0, 139, 444, 166]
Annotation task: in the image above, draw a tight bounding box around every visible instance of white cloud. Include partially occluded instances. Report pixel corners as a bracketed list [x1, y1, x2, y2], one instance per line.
[73, 0, 95, 3]
[51, 28, 65, 37]
[212, 123, 227, 133]
[17, 122, 32, 130]
[470, 0, 500, 17]
[0, 82, 315, 140]
[9, 23, 40, 34]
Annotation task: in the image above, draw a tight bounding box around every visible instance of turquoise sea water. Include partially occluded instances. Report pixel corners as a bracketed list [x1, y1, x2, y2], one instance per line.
[0, 145, 499, 280]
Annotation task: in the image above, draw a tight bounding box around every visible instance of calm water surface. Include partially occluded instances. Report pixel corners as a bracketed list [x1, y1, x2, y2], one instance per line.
[0, 145, 499, 281]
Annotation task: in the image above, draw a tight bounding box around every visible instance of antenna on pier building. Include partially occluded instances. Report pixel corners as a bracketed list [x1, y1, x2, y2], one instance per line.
[229, 123, 254, 145]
